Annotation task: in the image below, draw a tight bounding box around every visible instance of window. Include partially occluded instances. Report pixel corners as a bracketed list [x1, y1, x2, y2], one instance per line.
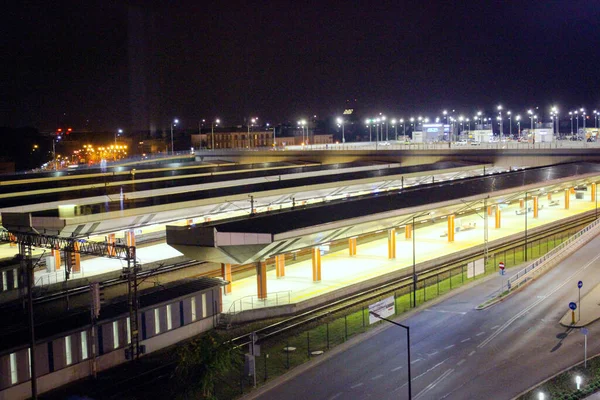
[10, 352, 17, 384]
[81, 331, 88, 360]
[201, 293, 207, 318]
[113, 321, 119, 349]
[166, 304, 173, 330]
[65, 335, 72, 365]
[154, 308, 160, 334]
[190, 297, 197, 322]
[126, 317, 131, 344]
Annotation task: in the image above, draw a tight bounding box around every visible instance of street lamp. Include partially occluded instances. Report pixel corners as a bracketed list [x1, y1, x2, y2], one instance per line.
[297, 119, 307, 145]
[115, 128, 123, 148]
[391, 119, 397, 141]
[477, 111, 483, 127]
[551, 106, 559, 137]
[507, 111, 512, 137]
[497, 105, 503, 138]
[336, 117, 345, 143]
[575, 110, 579, 134]
[443, 110, 448, 125]
[369, 311, 412, 400]
[211, 119, 220, 149]
[382, 115, 388, 141]
[581, 108, 586, 133]
[170, 118, 179, 155]
[400, 118, 405, 141]
[516, 115, 521, 139]
[365, 119, 372, 142]
[570, 111, 574, 134]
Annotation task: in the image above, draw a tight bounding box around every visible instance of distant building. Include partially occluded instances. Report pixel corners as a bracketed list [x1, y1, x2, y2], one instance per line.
[191, 131, 273, 149]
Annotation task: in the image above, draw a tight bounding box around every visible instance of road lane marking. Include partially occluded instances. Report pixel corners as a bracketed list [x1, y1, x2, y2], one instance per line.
[424, 309, 467, 315]
[371, 374, 383, 380]
[427, 351, 439, 356]
[350, 383, 364, 389]
[328, 392, 343, 400]
[476, 332, 485, 336]
[478, 252, 600, 349]
[444, 345, 455, 350]
[414, 369, 455, 399]
[461, 338, 471, 343]
[392, 366, 403, 371]
[457, 359, 466, 366]
[491, 325, 500, 330]
[468, 351, 476, 356]
[393, 358, 450, 393]
[411, 358, 422, 364]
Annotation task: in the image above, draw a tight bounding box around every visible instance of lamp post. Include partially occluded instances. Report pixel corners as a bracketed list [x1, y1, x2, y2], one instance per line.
[443, 110, 448, 125]
[551, 106, 559, 137]
[507, 111, 512, 138]
[528, 110, 534, 139]
[581, 108, 586, 135]
[382, 115, 388, 141]
[400, 119, 405, 141]
[170, 119, 179, 155]
[391, 119, 397, 141]
[570, 112, 574, 134]
[336, 117, 345, 143]
[115, 128, 122, 148]
[297, 119, 307, 146]
[369, 311, 412, 400]
[516, 115, 521, 139]
[497, 105, 503, 139]
[365, 119, 372, 142]
[211, 119, 220, 150]
[248, 117, 258, 148]
[575, 110, 579, 134]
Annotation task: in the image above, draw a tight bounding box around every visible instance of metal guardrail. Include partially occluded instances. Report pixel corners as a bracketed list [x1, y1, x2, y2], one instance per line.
[507, 218, 600, 290]
[225, 290, 292, 315]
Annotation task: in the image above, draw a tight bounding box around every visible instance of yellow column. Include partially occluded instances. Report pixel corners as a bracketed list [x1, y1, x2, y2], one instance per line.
[570, 187, 575, 195]
[52, 244, 61, 271]
[592, 183, 597, 202]
[275, 255, 285, 278]
[221, 263, 232, 294]
[186, 219, 194, 226]
[565, 189, 570, 209]
[388, 229, 396, 259]
[72, 241, 81, 273]
[405, 224, 412, 239]
[519, 199, 524, 208]
[547, 193, 552, 200]
[126, 230, 136, 247]
[448, 215, 455, 242]
[107, 233, 116, 256]
[495, 208, 501, 229]
[9, 233, 16, 247]
[257, 261, 267, 300]
[487, 206, 493, 216]
[533, 196, 539, 218]
[348, 238, 357, 256]
[312, 247, 322, 282]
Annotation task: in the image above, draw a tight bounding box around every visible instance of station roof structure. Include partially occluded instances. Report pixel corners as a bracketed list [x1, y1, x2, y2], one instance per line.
[167, 162, 600, 265]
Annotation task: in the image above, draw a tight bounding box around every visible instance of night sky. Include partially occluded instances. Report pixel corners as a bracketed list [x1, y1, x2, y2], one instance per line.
[3, 1, 600, 132]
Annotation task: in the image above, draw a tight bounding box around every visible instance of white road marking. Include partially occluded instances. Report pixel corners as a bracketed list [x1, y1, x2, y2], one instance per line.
[411, 358, 422, 364]
[491, 325, 500, 330]
[478, 252, 600, 349]
[424, 309, 467, 315]
[427, 351, 439, 356]
[476, 332, 485, 336]
[371, 374, 383, 380]
[468, 351, 476, 356]
[457, 359, 466, 366]
[328, 393, 343, 400]
[392, 358, 450, 393]
[414, 369, 455, 399]
[461, 338, 471, 343]
[391, 366, 403, 371]
[350, 382, 364, 389]
[444, 344, 455, 350]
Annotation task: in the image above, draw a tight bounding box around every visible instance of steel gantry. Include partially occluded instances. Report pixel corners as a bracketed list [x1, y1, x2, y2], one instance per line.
[0, 229, 140, 399]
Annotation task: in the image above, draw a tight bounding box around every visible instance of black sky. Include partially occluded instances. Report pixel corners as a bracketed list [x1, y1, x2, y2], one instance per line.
[2, 0, 600, 132]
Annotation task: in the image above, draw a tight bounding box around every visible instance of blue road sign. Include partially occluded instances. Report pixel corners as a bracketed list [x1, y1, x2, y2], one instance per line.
[569, 302, 577, 310]
[581, 328, 589, 335]
[578, 281, 583, 289]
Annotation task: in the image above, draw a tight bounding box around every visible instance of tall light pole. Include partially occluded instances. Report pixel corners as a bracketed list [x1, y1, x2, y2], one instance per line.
[581, 108, 586, 134]
[170, 118, 179, 155]
[507, 111, 512, 137]
[400, 118, 405, 141]
[551, 106, 559, 137]
[516, 115, 521, 139]
[211, 119, 220, 149]
[297, 119, 307, 145]
[528, 109, 534, 138]
[477, 111, 483, 127]
[391, 119, 397, 141]
[443, 110, 448, 125]
[336, 117, 345, 143]
[575, 110, 579, 134]
[497, 105, 503, 138]
[365, 119, 372, 142]
[382, 115, 388, 141]
[116, 128, 122, 148]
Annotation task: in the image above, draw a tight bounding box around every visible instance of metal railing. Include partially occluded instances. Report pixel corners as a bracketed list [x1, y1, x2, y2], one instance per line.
[225, 290, 292, 315]
[507, 218, 600, 290]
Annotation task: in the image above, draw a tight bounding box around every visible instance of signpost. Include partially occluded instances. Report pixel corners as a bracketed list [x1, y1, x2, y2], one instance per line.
[368, 296, 395, 325]
[499, 262, 505, 275]
[569, 302, 577, 325]
[581, 328, 589, 368]
[578, 281, 583, 322]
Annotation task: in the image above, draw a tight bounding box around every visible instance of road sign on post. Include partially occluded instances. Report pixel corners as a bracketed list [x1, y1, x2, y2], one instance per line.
[368, 296, 395, 325]
[570, 302, 577, 325]
[499, 262, 505, 275]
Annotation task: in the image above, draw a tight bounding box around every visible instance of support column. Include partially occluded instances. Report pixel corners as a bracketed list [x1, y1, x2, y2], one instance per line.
[221, 263, 232, 294]
[405, 224, 412, 239]
[547, 193, 552, 200]
[519, 199, 524, 208]
[487, 206, 492, 216]
[495, 208, 501, 229]
[71, 241, 81, 273]
[53, 244, 61, 271]
[311, 247, 322, 282]
[275, 255, 285, 278]
[8, 233, 16, 247]
[570, 187, 575, 195]
[256, 261, 267, 300]
[107, 233, 116, 257]
[533, 196, 539, 218]
[125, 230, 136, 247]
[348, 238, 357, 256]
[565, 189, 570, 209]
[388, 229, 396, 259]
[186, 219, 194, 226]
[592, 183, 597, 202]
[448, 215, 455, 242]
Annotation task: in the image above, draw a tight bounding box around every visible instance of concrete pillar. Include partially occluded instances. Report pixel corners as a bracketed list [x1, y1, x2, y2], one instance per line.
[533, 196, 539, 218]
[221, 263, 232, 294]
[388, 229, 396, 259]
[8, 233, 16, 247]
[71, 241, 81, 273]
[348, 238, 357, 256]
[312, 247, 322, 282]
[107, 233, 116, 257]
[495, 208, 501, 229]
[519, 199, 524, 208]
[547, 193, 552, 200]
[256, 261, 267, 300]
[592, 183, 597, 202]
[405, 224, 412, 239]
[448, 215, 455, 242]
[126, 230, 135, 247]
[53, 244, 61, 271]
[275, 255, 285, 278]
[565, 189, 570, 210]
[487, 206, 493, 216]
[570, 187, 575, 195]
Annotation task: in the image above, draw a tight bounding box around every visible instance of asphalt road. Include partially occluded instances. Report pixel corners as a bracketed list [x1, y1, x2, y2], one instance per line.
[255, 234, 600, 400]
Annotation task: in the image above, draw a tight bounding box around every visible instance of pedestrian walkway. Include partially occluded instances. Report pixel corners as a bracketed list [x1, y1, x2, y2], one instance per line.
[560, 280, 600, 328]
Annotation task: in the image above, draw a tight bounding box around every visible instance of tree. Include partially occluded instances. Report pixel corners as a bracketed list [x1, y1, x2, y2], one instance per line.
[175, 332, 240, 399]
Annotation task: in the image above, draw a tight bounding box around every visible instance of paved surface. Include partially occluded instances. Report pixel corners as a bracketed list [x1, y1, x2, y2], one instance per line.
[560, 277, 600, 328]
[251, 232, 600, 400]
